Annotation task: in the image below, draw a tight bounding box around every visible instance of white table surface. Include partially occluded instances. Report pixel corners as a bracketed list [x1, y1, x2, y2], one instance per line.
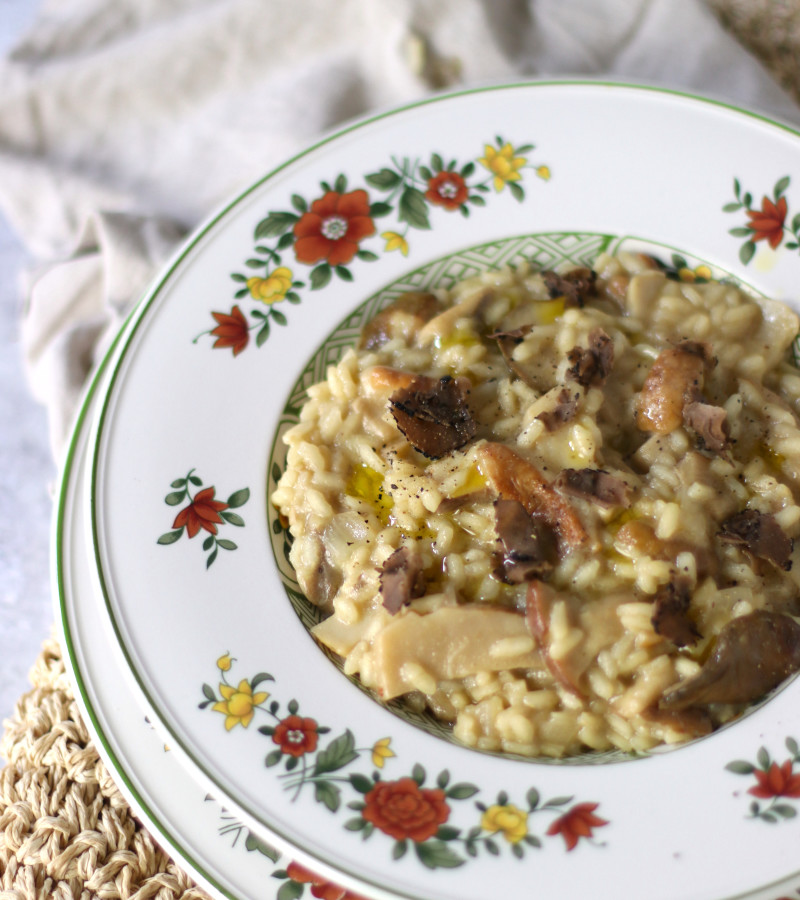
[0, 1, 53, 726]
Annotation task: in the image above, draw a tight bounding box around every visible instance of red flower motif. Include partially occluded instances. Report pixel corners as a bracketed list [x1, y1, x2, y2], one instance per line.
[210, 305, 249, 356]
[272, 714, 319, 757]
[546, 802, 608, 851]
[425, 171, 469, 210]
[749, 760, 800, 799]
[172, 487, 228, 539]
[285, 861, 369, 900]
[746, 195, 787, 248]
[361, 776, 450, 843]
[293, 190, 375, 266]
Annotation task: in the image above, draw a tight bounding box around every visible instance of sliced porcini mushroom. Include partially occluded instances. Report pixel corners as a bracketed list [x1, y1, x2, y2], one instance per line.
[682, 401, 730, 454]
[536, 387, 582, 432]
[542, 267, 597, 308]
[660, 610, 800, 710]
[491, 326, 557, 392]
[719, 509, 793, 571]
[416, 287, 495, 346]
[566, 327, 614, 388]
[554, 467, 632, 509]
[359, 606, 540, 699]
[635, 340, 715, 435]
[476, 442, 588, 550]
[359, 291, 441, 350]
[379, 546, 426, 615]
[389, 374, 477, 459]
[649, 580, 701, 648]
[493, 498, 556, 584]
[525, 580, 584, 698]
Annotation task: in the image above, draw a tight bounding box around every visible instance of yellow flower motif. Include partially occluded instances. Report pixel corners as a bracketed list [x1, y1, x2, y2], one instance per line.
[216, 653, 233, 672]
[478, 143, 527, 192]
[371, 737, 395, 768]
[480, 803, 529, 844]
[381, 231, 409, 256]
[535, 165, 551, 181]
[212, 679, 269, 731]
[246, 267, 293, 304]
[678, 264, 712, 282]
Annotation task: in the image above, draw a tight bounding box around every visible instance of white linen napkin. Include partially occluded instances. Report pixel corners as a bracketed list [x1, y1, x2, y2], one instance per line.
[1, 0, 798, 457]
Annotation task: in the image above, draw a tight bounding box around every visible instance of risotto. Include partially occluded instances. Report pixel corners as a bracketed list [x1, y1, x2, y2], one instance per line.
[271, 251, 800, 758]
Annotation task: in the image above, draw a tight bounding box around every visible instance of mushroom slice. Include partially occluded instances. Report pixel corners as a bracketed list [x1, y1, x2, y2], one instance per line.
[380, 546, 426, 614]
[389, 374, 476, 459]
[660, 610, 800, 710]
[682, 401, 730, 454]
[554, 468, 632, 509]
[536, 387, 582, 432]
[477, 442, 588, 550]
[493, 498, 556, 584]
[719, 509, 793, 571]
[635, 340, 714, 434]
[359, 291, 441, 350]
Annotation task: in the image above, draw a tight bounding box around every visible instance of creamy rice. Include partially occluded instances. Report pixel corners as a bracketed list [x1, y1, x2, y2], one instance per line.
[271, 252, 800, 758]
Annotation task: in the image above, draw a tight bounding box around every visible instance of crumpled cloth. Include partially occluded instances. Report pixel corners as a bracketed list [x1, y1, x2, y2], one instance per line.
[1, 0, 799, 457]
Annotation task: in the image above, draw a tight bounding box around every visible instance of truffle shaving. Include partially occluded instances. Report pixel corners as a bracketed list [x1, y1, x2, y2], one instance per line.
[493, 498, 556, 583]
[542, 267, 597, 307]
[719, 509, 793, 571]
[566, 327, 614, 388]
[389, 374, 476, 459]
[650, 580, 700, 648]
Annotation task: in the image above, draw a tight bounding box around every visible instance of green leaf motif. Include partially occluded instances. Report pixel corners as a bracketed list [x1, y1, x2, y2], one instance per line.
[314, 780, 342, 812]
[313, 730, 358, 776]
[775, 175, 791, 198]
[255, 211, 299, 239]
[276, 881, 304, 900]
[757, 746, 772, 770]
[725, 760, 756, 775]
[165, 490, 186, 506]
[221, 511, 245, 527]
[244, 831, 281, 861]
[415, 840, 465, 869]
[365, 168, 402, 190]
[739, 240, 756, 265]
[216, 539, 238, 551]
[398, 187, 431, 230]
[310, 263, 332, 291]
[446, 783, 479, 800]
[349, 773, 373, 794]
[227, 488, 250, 508]
[157, 529, 183, 545]
[256, 321, 271, 346]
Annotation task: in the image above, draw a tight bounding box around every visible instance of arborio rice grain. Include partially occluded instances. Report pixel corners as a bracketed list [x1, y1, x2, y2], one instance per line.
[271, 251, 800, 758]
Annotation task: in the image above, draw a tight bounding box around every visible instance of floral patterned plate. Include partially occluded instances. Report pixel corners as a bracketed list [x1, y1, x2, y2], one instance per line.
[82, 81, 800, 900]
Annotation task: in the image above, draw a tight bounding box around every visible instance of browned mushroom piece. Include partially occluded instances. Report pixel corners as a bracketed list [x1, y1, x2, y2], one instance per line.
[683, 401, 730, 453]
[477, 442, 588, 550]
[359, 291, 441, 350]
[380, 546, 426, 615]
[635, 340, 716, 435]
[536, 388, 582, 432]
[660, 610, 800, 710]
[566, 327, 614, 388]
[493, 498, 556, 584]
[554, 467, 632, 509]
[649, 580, 701, 648]
[389, 374, 477, 459]
[525, 579, 585, 698]
[719, 509, 793, 571]
[542, 267, 597, 308]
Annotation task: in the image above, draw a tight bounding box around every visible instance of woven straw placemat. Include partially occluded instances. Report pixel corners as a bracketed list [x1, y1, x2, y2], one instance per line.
[2, 3, 800, 898]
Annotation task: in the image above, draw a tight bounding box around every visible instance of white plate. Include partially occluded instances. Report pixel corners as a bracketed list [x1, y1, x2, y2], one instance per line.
[83, 81, 800, 900]
[54, 350, 380, 900]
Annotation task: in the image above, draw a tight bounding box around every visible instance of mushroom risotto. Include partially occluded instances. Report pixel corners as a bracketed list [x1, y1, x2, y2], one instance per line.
[271, 251, 800, 758]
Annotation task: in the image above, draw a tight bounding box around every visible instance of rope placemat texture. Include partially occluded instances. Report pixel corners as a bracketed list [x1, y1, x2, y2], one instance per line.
[0, 639, 210, 900]
[1, 2, 799, 898]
